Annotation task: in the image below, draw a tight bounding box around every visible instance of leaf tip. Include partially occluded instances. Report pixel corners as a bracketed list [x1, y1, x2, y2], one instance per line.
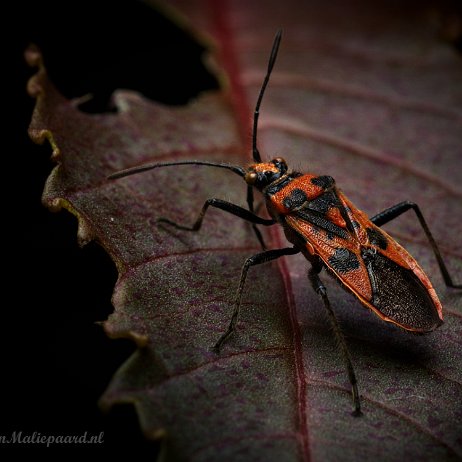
[103, 321, 150, 348]
[28, 129, 61, 161]
[77, 220, 96, 247]
[25, 44, 44, 98]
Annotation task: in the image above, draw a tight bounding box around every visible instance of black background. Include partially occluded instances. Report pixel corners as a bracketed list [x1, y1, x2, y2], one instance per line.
[6, 0, 216, 456]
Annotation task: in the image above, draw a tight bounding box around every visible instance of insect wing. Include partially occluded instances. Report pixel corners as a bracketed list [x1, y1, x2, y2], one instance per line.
[286, 192, 443, 332]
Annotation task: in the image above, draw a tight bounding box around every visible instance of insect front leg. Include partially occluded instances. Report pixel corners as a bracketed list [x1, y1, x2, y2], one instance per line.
[246, 184, 267, 250]
[308, 263, 362, 416]
[371, 201, 461, 289]
[158, 198, 275, 232]
[214, 247, 300, 352]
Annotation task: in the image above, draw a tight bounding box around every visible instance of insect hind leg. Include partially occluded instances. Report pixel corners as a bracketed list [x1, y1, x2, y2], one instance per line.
[371, 201, 461, 289]
[308, 264, 362, 416]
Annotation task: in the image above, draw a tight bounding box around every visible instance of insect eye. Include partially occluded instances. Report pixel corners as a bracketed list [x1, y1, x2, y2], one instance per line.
[245, 171, 258, 185]
[272, 157, 287, 173]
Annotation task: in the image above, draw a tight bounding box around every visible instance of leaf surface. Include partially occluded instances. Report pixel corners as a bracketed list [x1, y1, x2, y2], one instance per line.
[28, 0, 462, 460]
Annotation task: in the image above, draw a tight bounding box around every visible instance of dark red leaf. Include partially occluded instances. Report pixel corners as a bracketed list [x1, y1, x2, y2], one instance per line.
[28, 0, 462, 460]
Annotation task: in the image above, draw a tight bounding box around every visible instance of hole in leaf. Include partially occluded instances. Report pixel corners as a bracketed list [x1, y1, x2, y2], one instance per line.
[23, 0, 218, 113]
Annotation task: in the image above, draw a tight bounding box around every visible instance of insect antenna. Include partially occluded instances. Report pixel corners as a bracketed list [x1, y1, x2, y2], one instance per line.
[252, 29, 282, 163]
[108, 160, 245, 180]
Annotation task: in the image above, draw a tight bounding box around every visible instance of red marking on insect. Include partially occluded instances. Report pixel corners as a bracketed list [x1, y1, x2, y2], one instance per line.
[109, 30, 461, 416]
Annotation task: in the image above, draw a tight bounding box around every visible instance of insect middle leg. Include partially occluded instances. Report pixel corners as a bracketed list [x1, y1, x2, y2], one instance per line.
[371, 201, 461, 288]
[308, 262, 362, 416]
[158, 198, 275, 232]
[214, 246, 301, 352]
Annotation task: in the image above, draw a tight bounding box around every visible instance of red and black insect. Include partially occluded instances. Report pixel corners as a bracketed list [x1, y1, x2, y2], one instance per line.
[109, 31, 461, 415]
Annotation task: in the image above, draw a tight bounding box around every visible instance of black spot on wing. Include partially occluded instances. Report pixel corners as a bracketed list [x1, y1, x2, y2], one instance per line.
[366, 227, 388, 250]
[311, 175, 335, 190]
[297, 210, 349, 240]
[364, 252, 441, 331]
[283, 189, 307, 210]
[328, 248, 360, 273]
